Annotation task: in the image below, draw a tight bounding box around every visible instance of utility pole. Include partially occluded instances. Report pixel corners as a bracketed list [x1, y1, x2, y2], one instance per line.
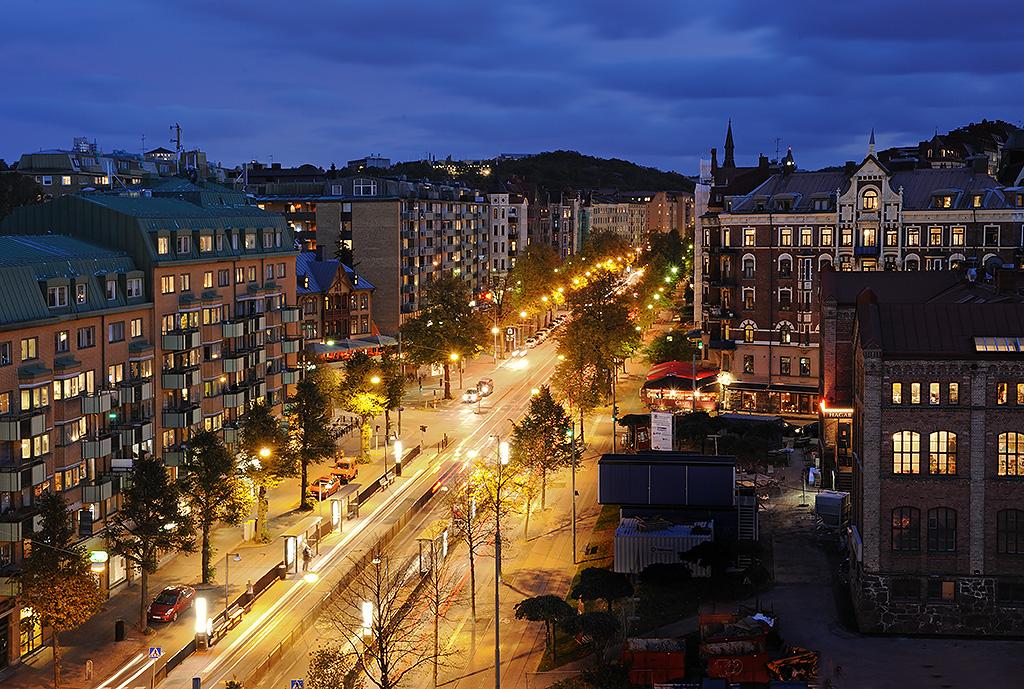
[397, 331, 404, 434]
[494, 439, 509, 689]
[571, 419, 577, 564]
[170, 123, 182, 174]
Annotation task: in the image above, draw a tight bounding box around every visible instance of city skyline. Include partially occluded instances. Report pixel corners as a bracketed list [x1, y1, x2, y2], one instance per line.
[4, 0, 1022, 173]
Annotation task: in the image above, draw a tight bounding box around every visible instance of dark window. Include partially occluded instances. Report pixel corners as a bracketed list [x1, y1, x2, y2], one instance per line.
[743, 355, 754, 374]
[996, 581, 1024, 603]
[780, 356, 791, 376]
[778, 258, 792, 277]
[799, 357, 811, 377]
[891, 507, 920, 551]
[927, 579, 956, 601]
[77, 327, 95, 349]
[890, 577, 920, 600]
[997, 509, 1024, 555]
[927, 507, 957, 552]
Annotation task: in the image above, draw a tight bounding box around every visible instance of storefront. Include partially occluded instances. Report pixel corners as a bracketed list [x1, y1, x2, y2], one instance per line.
[722, 382, 818, 417]
[641, 361, 720, 412]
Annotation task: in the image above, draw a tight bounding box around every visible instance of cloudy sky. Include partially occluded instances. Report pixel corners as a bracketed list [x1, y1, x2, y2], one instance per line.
[5, 0, 1022, 174]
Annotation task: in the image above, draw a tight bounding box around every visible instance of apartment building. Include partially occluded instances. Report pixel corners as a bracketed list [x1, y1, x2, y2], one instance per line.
[486, 192, 528, 275]
[296, 249, 375, 342]
[696, 133, 1024, 416]
[850, 295, 1024, 635]
[0, 178, 301, 666]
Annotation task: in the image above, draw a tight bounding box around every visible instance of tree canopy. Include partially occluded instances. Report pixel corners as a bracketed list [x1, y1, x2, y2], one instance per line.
[570, 567, 634, 612]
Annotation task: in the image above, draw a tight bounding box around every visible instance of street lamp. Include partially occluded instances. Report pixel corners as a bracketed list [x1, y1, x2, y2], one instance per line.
[393, 440, 403, 477]
[225, 552, 241, 614]
[491, 326, 500, 363]
[195, 596, 210, 649]
[259, 446, 271, 459]
[370, 375, 381, 385]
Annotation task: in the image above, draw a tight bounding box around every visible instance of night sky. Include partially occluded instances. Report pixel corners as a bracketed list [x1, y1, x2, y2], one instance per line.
[5, 0, 1022, 174]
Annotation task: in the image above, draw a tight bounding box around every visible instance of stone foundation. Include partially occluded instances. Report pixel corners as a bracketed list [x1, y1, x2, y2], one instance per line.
[851, 565, 1024, 636]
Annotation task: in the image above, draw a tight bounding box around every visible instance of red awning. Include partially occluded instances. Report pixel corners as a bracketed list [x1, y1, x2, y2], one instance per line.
[646, 360, 720, 383]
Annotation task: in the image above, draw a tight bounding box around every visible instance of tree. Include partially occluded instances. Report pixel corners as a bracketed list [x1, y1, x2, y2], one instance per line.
[338, 351, 388, 463]
[0, 172, 44, 221]
[238, 401, 292, 543]
[307, 644, 363, 689]
[107, 453, 195, 631]
[181, 431, 255, 584]
[17, 492, 103, 689]
[645, 330, 700, 365]
[511, 386, 575, 510]
[513, 595, 577, 663]
[445, 481, 493, 620]
[506, 244, 561, 317]
[563, 611, 621, 667]
[400, 275, 488, 400]
[379, 348, 405, 439]
[570, 567, 633, 613]
[422, 538, 462, 687]
[323, 552, 435, 689]
[286, 360, 338, 509]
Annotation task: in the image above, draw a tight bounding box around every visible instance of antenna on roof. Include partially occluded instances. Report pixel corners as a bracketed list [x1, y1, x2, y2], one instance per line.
[774, 138, 781, 162]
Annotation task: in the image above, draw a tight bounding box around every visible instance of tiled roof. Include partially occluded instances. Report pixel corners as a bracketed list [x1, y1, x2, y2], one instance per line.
[296, 252, 375, 295]
[731, 171, 849, 212]
[889, 168, 1003, 210]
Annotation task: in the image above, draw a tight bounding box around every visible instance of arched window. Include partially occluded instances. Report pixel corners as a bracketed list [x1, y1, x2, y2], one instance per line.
[741, 253, 755, 279]
[777, 322, 794, 345]
[905, 257, 920, 271]
[998, 432, 1024, 476]
[892, 431, 921, 474]
[862, 188, 879, 211]
[927, 507, 957, 552]
[997, 509, 1024, 554]
[778, 256, 792, 277]
[928, 431, 957, 475]
[891, 507, 920, 551]
[740, 319, 757, 343]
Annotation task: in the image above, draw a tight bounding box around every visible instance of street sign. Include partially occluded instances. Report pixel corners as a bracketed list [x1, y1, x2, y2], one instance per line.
[148, 647, 162, 659]
[650, 411, 674, 451]
[291, 681, 305, 689]
[505, 327, 515, 338]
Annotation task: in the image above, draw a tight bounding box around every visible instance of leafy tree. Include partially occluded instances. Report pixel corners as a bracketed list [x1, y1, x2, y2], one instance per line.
[286, 360, 338, 509]
[570, 567, 633, 613]
[646, 330, 700, 365]
[379, 348, 405, 439]
[511, 386, 574, 509]
[506, 243, 561, 317]
[514, 595, 577, 663]
[338, 351, 388, 463]
[677, 411, 719, 447]
[563, 611, 621, 667]
[445, 481, 494, 619]
[308, 644, 363, 689]
[17, 492, 103, 689]
[181, 431, 255, 583]
[0, 171, 44, 221]
[107, 453, 195, 631]
[238, 401, 291, 543]
[400, 275, 488, 399]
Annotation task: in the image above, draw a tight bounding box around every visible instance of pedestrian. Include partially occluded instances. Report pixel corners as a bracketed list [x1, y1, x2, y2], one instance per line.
[246, 579, 255, 606]
[302, 544, 313, 572]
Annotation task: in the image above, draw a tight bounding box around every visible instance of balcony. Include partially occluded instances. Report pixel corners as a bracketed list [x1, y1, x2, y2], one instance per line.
[115, 420, 154, 446]
[222, 320, 246, 338]
[0, 411, 47, 442]
[223, 389, 247, 408]
[222, 352, 247, 374]
[0, 461, 44, 492]
[0, 507, 41, 542]
[82, 475, 117, 503]
[251, 349, 267, 367]
[281, 368, 300, 385]
[118, 378, 153, 403]
[161, 367, 200, 390]
[81, 390, 116, 415]
[282, 337, 301, 354]
[82, 433, 116, 459]
[162, 404, 202, 429]
[162, 446, 186, 467]
[248, 315, 267, 333]
[854, 244, 880, 256]
[281, 306, 300, 323]
[222, 425, 239, 445]
[161, 329, 201, 351]
[253, 381, 267, 400]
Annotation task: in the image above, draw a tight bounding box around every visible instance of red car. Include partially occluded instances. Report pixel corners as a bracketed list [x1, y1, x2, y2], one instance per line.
[149, 585, 196, 623]
[310, 476, 340, 500]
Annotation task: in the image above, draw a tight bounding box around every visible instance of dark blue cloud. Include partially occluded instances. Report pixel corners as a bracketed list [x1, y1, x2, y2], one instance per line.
[2, 0, 1022, 174]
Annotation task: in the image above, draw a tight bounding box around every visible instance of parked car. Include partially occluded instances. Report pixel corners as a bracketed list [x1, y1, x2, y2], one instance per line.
[462, 388, 480, 403]
[477, 378, 494, 396]
[310, 475, 340, 500]
[525, 337, 538, 348]
[149, 585, 196, 623]
[330, 455, 358, 483]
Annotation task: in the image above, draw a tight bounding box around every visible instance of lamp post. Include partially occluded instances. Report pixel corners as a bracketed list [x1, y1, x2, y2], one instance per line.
[393, 440, 403, 478]
[491, 326, 500, 364]
[225, 552, 241, 614]
[570, 422, 577, 564]
[494, 438, 510, 689]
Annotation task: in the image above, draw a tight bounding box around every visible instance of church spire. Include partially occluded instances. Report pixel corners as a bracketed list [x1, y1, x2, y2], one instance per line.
[868, 128, 876, 156]
[724, 119, 736, 168]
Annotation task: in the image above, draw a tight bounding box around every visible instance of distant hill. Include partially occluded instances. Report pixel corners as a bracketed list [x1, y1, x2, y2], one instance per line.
[351, 150, 695, 194]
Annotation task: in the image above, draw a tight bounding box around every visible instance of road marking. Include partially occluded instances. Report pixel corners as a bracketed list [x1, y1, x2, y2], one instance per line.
[96, 651, 145, 689]
[112, 658, 156, 689]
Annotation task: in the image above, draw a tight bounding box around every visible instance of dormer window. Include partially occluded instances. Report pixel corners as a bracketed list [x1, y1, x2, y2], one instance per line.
[354, 178, 378, 196]
[75, 284, 87, 304]
[47, 285, 69, 308]
[813, 198, 831, 211]
[934, 195, 953, 209]
[176, 234, 191, 254]
[972, 194, 984, 208]
[862, 188, 879, 211]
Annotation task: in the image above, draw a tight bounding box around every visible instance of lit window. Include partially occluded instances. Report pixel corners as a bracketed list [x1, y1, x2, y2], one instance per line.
[743, 228, 756, 247]
[199, 235, 213, 253]
[910, 382, 921, 404]
[75, 284, 87, 304]
[892, 431, 921, 474]
[160, 276, 174, 294]
[203, 271, 213, 289]
[998, 432, 1024, 477]
[862, 188, 879, 210]
[1018, 383, 1024, 406]
[891, 383, 902, 404]
[158, 236, 170, 255]
[948, 383, 958, 404]
[779, 228, 793, 246]
[951, 227, 965, 246]
[928, 431, 957, 475]
[929, 227, 943, 246]
[820, 228, 834, 246]
[61, 175, 72, 186]
[929, 382, 940, 405]
[891, 507, 920, 551]
[998, 382, 1009, 405]
[799, 357, 811, 377]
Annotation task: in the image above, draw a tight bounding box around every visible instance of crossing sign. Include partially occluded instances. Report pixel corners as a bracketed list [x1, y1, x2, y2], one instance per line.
[290, 681, 304, 689]
[148, 647, 162, 659]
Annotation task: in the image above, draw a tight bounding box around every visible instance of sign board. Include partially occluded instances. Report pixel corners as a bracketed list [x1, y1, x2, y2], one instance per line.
[148, 647, 162, 659]
[650, 412, 674, 451]
[291, 681, 305, 689]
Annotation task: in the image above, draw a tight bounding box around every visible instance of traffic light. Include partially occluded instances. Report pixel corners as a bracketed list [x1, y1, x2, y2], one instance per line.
[697, 340, 704, 350]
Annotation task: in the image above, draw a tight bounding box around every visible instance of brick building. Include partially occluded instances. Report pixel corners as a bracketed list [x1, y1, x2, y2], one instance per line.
[696, 130, 1024, 417]
[486, 192, 528, 275]
[0, 180, 301, 667]
[295, 249, 375, 342]
[850, 295, 1024, 635]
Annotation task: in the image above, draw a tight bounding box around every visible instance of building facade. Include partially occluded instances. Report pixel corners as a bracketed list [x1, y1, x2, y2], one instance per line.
[296, 250, 375, 342]
[697, 135, 1024, 417]
[850, 296, 1024, 636]
[486, 193, 528, 275]
[0, 179, 302, 667]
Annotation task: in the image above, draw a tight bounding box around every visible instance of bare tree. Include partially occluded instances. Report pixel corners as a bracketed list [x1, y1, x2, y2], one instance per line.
[323, 552, 435, 689]
[445, 481, 494, 619]
[420, 537, 464, 687]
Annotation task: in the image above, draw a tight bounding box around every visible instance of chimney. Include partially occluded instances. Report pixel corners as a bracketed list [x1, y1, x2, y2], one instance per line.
[711, 148, 718, 171]
[758, 154, 769, 169]
[316, 244, 326, 262]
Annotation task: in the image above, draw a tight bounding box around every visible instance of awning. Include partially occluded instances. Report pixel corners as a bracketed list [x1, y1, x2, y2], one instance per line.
[646, 360, 719, 382]
[726, 382, 819, 394]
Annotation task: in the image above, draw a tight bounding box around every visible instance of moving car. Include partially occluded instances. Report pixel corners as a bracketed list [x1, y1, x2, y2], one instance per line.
[149, 585, 196, 623]
[310, 475, 340, 500]
[462, 388, 480, 403]
[476, 378, 494, 396]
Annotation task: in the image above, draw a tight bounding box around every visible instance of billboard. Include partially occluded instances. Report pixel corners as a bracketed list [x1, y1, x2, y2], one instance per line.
[651, 411, 673, 450]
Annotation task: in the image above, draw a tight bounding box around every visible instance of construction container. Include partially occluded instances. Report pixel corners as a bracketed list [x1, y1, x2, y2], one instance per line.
[622, 637, 686, 686]
[614, 517, 714, 574]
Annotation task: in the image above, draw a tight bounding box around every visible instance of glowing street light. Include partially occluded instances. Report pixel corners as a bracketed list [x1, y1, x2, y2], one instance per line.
[394, 440, 404, 477]
[491, 326, 500, 335]
[530, 387, 540, 396]
[361, 600, 373, 636]
[259, 447, 271, 459]
[449, 352, 459, 362]
[519, 310, 527, 319]
[370, 375, 381, 385]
